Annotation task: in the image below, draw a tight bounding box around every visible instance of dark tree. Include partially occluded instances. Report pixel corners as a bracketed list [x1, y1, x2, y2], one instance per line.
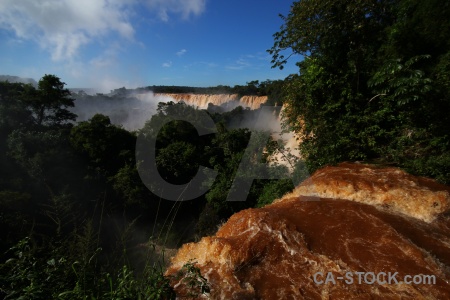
[24, 74, 76, 128]
[269, 0, 450, 183]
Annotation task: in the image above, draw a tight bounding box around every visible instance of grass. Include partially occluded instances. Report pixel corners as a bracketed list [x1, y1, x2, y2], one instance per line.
[0, 196, 210, 299]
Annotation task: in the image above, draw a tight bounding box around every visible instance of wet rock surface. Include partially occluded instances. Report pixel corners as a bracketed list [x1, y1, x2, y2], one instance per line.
[153, 93, 268, 110]
[279, 162, 450, 223]
[166, 163, 450, 299]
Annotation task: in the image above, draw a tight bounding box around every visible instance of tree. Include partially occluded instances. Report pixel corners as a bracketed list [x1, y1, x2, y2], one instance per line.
[0, 81, 33, 133]
[24, 74, 76, 128]
[270, 0, 397, 168]
[269, 0, 450, 183]
[136, 102, 214, 223]
[70, 114, 135, 177]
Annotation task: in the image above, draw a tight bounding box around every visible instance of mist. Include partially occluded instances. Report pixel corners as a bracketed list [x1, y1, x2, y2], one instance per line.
[71, 91, 175, 131]
[70, 90, 300, 166]
[71, 91, 277, 132]
[231, 105, 301, 164]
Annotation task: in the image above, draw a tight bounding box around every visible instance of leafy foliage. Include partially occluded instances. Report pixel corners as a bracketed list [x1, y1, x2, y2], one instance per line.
[1, 237, 208, 300]
[270, 0, 450, 183]
[0, 65, 299, 298]
[23, 74, 76, 129]
[70, 114, 135, 177]
[145, 79, 285, 100]
[172, 260, 210, 298]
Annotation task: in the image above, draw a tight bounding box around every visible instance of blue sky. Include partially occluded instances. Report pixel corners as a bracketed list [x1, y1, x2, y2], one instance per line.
[0, 0, 300, 92]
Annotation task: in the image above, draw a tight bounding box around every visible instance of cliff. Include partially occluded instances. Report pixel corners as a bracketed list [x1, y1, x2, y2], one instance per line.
[166, 162, 450, 299]
[152, 93, 268, 110]
[150, 92, 301, 167]
[239, 95, 269, 110]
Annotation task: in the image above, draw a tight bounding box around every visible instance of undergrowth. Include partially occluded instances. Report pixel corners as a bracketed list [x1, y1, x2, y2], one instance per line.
[0, 198, 210, 299]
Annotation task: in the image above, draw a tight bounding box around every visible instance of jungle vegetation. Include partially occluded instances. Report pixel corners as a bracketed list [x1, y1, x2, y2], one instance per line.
[1, 0, 449, 298]
[0, 76, 294, 298]
[269, 0, 450, 183]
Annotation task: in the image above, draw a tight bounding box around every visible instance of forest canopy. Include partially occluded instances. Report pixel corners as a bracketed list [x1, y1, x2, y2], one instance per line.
[1, 0, 449, 298]
[269, 0, 450, 184]
[0, 76, 295, 298]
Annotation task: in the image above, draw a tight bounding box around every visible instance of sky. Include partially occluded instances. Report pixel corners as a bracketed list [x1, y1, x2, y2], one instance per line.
[0, 0, 300, 92]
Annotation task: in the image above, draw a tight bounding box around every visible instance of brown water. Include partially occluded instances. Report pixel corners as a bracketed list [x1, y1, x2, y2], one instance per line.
[166, 163, 450, 299]
[153, 93, 268, 110]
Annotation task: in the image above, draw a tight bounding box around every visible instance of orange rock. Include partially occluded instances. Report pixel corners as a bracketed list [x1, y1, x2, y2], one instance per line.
[166, 163, 450, 299]
[278, 162, 450, 223]
[153, 93, 268, 110]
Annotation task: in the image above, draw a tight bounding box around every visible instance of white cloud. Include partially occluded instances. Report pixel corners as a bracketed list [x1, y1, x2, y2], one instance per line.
[89, 43, 123, 68]
[255, 52, 271, 61]
[64, 56, 145, 93]
[225, 53, 271, 71]
[226, 58, 251, 70]
[176, 49, 187, 57]
[97, 77, 137, 94]
[0, 0, 135, 61]
[0, 0, 209, 91]
[146, 0, 206, 22]
[0, 0, 206, 62]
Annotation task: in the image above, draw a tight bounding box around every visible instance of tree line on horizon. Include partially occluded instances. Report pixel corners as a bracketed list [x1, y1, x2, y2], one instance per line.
[109, 79, 286, 106]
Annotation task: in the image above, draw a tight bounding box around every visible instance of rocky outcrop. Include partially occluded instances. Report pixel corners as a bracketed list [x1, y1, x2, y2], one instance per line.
[238, 95, 269, 110]
[278, 162, 450, 223]
[154, 93, 239, 109]
[166, 163, 450, 299]
[153, 93, 268, 110]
